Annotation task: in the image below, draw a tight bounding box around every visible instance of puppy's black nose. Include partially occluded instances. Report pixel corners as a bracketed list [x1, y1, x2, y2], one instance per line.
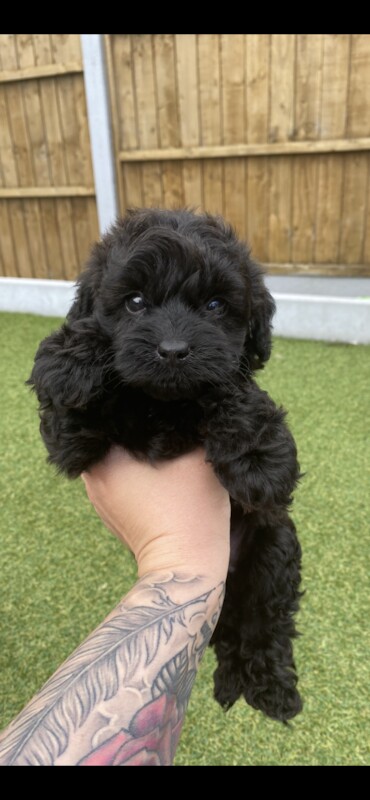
[157, 340, 190, 361]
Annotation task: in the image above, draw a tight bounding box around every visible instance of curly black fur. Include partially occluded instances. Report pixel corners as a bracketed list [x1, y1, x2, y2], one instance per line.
[29, 208, 302, 722]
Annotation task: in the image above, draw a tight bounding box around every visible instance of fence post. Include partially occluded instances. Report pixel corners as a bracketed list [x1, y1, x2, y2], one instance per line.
[81, 34, 118, 235]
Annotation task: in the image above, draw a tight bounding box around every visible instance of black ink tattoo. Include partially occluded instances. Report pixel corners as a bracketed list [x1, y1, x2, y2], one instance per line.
[0, 574, 225, 766]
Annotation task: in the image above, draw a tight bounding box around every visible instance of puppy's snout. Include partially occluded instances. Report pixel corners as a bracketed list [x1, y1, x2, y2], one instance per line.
[157, 339, 190, 361]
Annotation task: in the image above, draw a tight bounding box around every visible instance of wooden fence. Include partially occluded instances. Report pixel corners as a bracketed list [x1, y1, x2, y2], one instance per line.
[1, 34, 369, 278]
[0, 34, 98, 279]
[106, 34, 370, 275]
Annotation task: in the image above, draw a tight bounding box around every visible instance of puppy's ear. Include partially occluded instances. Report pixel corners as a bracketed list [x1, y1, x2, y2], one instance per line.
[68, 239, 108, 322]
[243, 259, 276, 371]
[28, 318, 110, 411]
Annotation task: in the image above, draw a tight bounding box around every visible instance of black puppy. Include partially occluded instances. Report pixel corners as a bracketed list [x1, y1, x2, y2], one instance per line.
[29, 208, 302, 722]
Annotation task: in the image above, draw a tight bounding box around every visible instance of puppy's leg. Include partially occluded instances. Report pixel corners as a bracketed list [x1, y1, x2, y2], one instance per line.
[212, 509, 302, 721]
[205, 381, 303, 720]
[203, 380, 299, 513]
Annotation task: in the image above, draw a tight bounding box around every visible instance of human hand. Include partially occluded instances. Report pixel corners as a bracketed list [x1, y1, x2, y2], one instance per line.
[81, 447, 230, 580]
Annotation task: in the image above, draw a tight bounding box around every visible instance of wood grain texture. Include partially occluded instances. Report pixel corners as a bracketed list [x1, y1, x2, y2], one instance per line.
[268, 156, 292, 262]
[202, 160, 223, 216]
[175, 34, 200, 148]
[153, 34, 180, 149]
[321, 35, 350, 139]
[118, 138, 370, 162]
[315, 154, 343, 263]
[198, 34, 222, 147]
[131, 35, 159, 150]
[339, 153, 369, 264]
[245, 34, 269, 144]
[0, 34, 98, 278]
[122, 163, 144, 208]
[291, 155, 317, 264]
[2, 33, 365, 278]
[269, 35, 295, 143]
[295, 34, 323, 140]
[161, 161, 184, 208]
[246, 157, 269, 262]
[347, 34, 370, 138]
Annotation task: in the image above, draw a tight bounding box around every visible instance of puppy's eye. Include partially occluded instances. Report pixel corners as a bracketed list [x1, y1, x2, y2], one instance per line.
[206, 298, 225, 313]
[125, 294, 146, 313]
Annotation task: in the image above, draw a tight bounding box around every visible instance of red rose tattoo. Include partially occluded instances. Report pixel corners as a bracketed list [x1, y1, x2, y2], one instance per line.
[79, 693, 183, 766]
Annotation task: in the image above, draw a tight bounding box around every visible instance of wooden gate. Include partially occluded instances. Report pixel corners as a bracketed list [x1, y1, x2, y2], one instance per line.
[106, 34, 370, 275]
[0, 34, 98, 279]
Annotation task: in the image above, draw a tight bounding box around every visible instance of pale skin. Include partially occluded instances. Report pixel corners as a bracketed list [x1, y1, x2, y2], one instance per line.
[0, 448, 230, 766]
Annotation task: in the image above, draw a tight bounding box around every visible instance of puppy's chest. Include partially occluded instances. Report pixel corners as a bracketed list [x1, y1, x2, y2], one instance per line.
[101, 391, 204, 460]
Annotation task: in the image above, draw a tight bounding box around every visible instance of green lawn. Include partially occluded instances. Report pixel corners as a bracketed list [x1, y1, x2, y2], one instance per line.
[1, 311, 369, 766]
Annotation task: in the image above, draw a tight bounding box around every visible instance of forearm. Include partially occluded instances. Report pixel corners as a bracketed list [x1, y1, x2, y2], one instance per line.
[0, 571, 225, 767]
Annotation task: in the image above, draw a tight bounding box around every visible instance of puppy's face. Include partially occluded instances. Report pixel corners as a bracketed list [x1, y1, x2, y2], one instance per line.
[97, 230, 248, 401]
[71, 209, 275, 402]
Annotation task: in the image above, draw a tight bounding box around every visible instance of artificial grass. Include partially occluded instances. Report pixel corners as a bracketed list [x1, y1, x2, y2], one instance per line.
[0, 310, 369, 766]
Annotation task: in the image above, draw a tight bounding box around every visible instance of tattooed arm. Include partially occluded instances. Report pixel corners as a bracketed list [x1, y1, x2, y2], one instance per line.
[0, 449, 230, 766]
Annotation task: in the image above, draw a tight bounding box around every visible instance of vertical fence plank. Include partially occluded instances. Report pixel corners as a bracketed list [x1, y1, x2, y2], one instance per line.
[339, 153, 369, 264]
[0, 201, 18, 276]
[122, 163, 144, 208]
[161, 161, 184, 208]
[202, 159, 223, 216]
[198, 34, 222, 147]
[268, 35, 297, 263]
[198, 34, 223, 215]
[321, 35, 350, 139]
[38, 198, 65, 279]
[246, 157, 269, 261]
[245, 34, 269, 145]
[268, 156, 292, 262]
[112, 35, 138, 153]
[0, 85, 19, 187]
[245, 35, 270, 251]
[291, 155, 317, 264]
[175, 34, 200, 148]
[363, 165, 370, 264]
[175, 34, 202, 209]
[131, 34, 159, 151]
[153, 34, 180, 149]
[295, 34, 323, 140]
[152, 33, 180, 209]
[315, 155, 343, 263]
[269, 34, 295, 142]
[23, 200, 49, 279]
[220, 34, 246, 235]
[347, 34, 370, 138]
[141, 163, 163, 207]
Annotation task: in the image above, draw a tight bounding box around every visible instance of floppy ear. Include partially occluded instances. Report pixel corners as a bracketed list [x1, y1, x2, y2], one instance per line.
[29, 238, 111, 410]
[243, 258, 276, 371]
[67, 238, 108, 322]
